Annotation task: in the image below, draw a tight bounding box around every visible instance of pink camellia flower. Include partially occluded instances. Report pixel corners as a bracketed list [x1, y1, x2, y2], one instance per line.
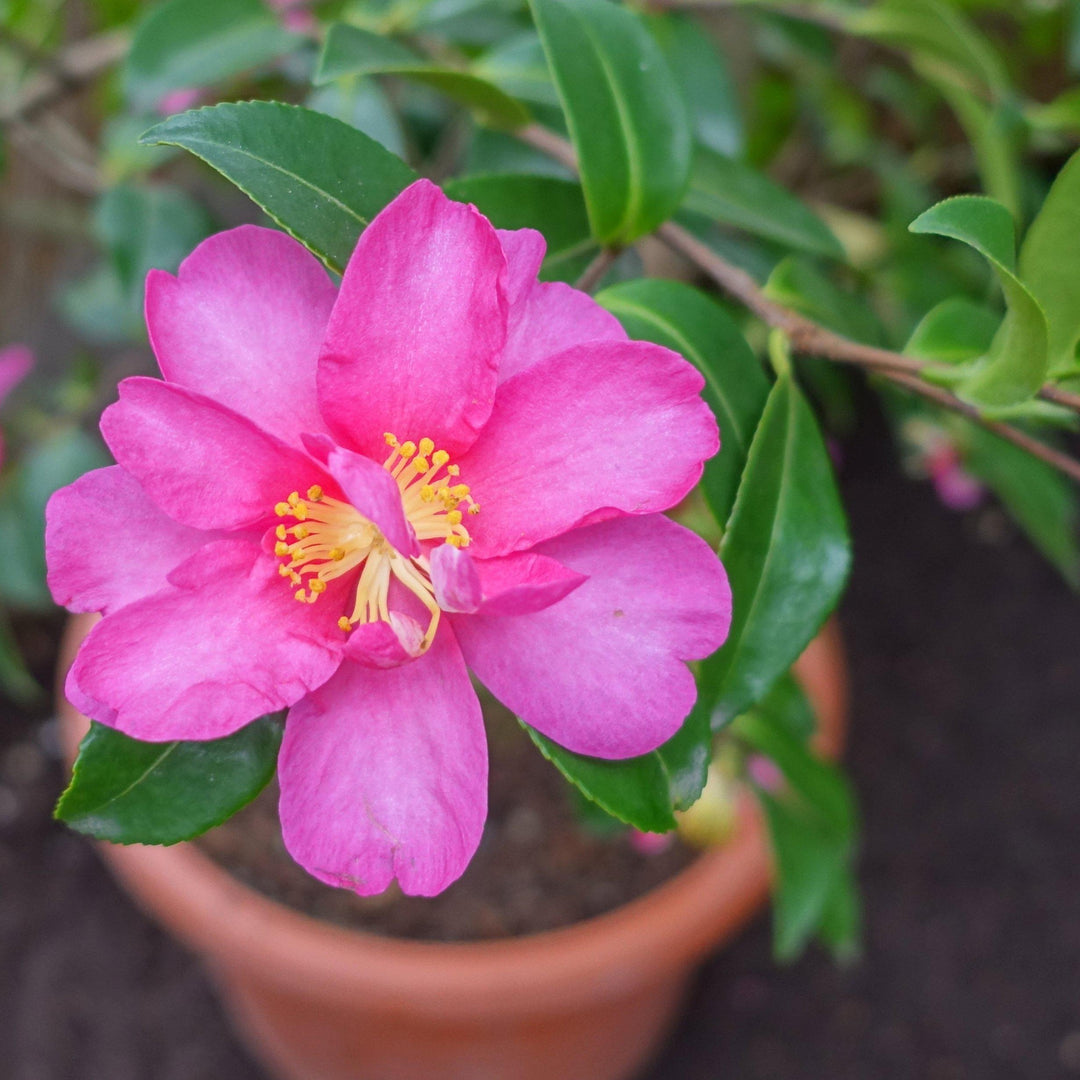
[0, 344, 33, 466]
[46, 180, 731, 896]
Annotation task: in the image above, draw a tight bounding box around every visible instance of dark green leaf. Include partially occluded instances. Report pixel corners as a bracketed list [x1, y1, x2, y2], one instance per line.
[315, 23, 530, 129]
[473, 31, 560, 109]
[56, 716, 282, 845]
[910, 197, 1049, 406]
[596, 278, 769, 526]
[649, 13, 742, 158]
[125, 0, 301, 110]
[685, 149, 843, 260]
[522, 701, 713, 832]
[443, 173, 597, 282]
[702, 375, 850, 729]
[904, 297, 1000, 364]
[529, 0, 692, 242]
[1019, 149, 1080, 376]
[140, 102, 418, 273]
[0, 613, 40, 705]
[962, 425, 1080, 589]
[755, 671, 816, 742]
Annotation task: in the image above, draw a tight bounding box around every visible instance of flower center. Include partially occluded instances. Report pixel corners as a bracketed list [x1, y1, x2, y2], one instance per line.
[272, 434, 479, 653]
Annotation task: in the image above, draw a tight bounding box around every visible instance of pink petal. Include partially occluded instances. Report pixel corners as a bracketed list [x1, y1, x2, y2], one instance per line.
[279, 627, 487, 896]
[100, 377, 329, 531]
[67, 539, 346, 740]
[452, 514, 731, 759]
[146, 226, 337, 448]
[323, 445, 418, 557]
[459, 341, 718, 556]
[317, 180, 507, 460]
[0, 344, 32, 405]
[430, 543, 586, 616]
[496, 228, 625, 382]
[343, 614, 425, 668]
[46, 466, 213, 615]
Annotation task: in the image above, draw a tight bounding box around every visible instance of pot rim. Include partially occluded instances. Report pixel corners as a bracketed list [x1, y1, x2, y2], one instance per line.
[57, 617, 846, 1019]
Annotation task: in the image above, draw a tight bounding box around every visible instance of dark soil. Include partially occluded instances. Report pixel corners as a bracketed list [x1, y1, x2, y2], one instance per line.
[196, 705, 694, 941]
[3, 408, 1080, 1079]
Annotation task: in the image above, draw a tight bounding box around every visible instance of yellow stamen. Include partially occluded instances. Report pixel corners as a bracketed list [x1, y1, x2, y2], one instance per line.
[276, 525, 287, 541]
[418, 438, 434, 458]
[307, 485, 323, 501]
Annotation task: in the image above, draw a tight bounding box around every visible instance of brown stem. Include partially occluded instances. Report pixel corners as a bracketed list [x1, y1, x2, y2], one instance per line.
[514, 122, 1080, 484]
[574, 247, 620, 293]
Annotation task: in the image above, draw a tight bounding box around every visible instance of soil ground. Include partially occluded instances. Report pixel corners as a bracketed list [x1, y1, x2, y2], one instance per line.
[2, 409, 1079, 1080]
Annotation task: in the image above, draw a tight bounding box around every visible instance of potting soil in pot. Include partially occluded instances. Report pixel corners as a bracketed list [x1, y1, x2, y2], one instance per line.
[196, 702, 698, 941]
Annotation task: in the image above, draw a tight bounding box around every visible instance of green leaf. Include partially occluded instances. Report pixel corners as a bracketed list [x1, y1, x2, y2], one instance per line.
[738, 707, 859, 961]
[0, 613, 40, 705]
[1018, 149, 1080, 375]
[529, 0, 692, 243]
[442, 173, 597, 283]
[765, 256, 881, 344]
[473, 31, 560, 109]
[522, 702, 713, 833]
[904, 297, 1000, 364]
[962, 425, 1080, 589]
[56, 716, 282, 845]
[315, 23, 530, 129]
[701, 375, 850, 729]
[684, 149, 843, 260]
[848, 0, 1008, 100]
[755, 671, 817, 743]
[596, 278, 769, 526]
[124, 0, 302, 110]
[649, 13, 742, 158]
[140, 102, 418, 274]
[910, 197, 1049, 406]
[307, 79, 406, 158]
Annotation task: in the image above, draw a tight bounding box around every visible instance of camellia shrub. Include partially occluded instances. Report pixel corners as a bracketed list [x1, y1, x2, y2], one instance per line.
[4, 0, 1080, 961]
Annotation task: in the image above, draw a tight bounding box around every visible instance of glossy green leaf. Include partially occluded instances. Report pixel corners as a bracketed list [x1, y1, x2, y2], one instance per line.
[649, 13, 742, 158]
[701, 375, 850, 729]
[910, 197, 1049, 406]
[1019, 149, 1080, 376]
[124, 0, 301, 110]
[529, 0, 692, 243]
[307, 79, 406, 157]
[56, 716, 282, 845]
[596, 278, 769, 526]
[140, 102, 418, 273]
[755, 671, 816, 742]
[962, 425, 1080, 589]
[522, 696, 712, 833]
[684, 149, 843, 260]
[443, 173, 597, 282]
[315, 23, 529, 129]
[904, 297, 1000, 364]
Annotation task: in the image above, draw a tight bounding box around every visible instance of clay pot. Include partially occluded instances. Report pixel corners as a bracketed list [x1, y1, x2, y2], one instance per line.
[57, 616, 847, 1080]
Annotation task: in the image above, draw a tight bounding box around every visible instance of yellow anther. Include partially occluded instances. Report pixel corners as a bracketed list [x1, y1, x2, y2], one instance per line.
[383, 432, 399, 447]
[469, 504, 481, 515]
[338, 616, 352, 631]
[274, 541, 291, 557]
[290, 572, 302, 585]
[451, 484, 470, 498]
[278, 564, 292, 578]
[275, 502, 290, 517]
[447, 535, 469, 548]
[295, 525, 310, 539]
[447, 464, 460, 476]
[447, 510, 463, 526]
[420, 485, 435, 502]
[309, 579, 327, 594]
[307, 485, 323, 501]
[399, 441, 416, 458]
[276, 525, 287, 541]
[418, 438, 434, 458]
[293, 502, 309, 521]
[287, 492, 301, 507]
[329, 547, 346, 561]
[432, 450, 450, 468]
[294, 589, 308, 603]
[412, 457, 430, 473]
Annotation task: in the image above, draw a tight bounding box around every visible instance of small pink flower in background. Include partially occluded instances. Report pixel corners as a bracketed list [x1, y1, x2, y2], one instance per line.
[46, 180, 730, 896]
[746, 753, 783, 792]
[155, 88, 205, 116]
[902, 418, 984, 512]
[0, 344, 33, 466]
[629, 830, 674, 856]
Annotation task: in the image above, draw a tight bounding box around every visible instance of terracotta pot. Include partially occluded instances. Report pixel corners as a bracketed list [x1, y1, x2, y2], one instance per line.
[57, 616, 847, 1080]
